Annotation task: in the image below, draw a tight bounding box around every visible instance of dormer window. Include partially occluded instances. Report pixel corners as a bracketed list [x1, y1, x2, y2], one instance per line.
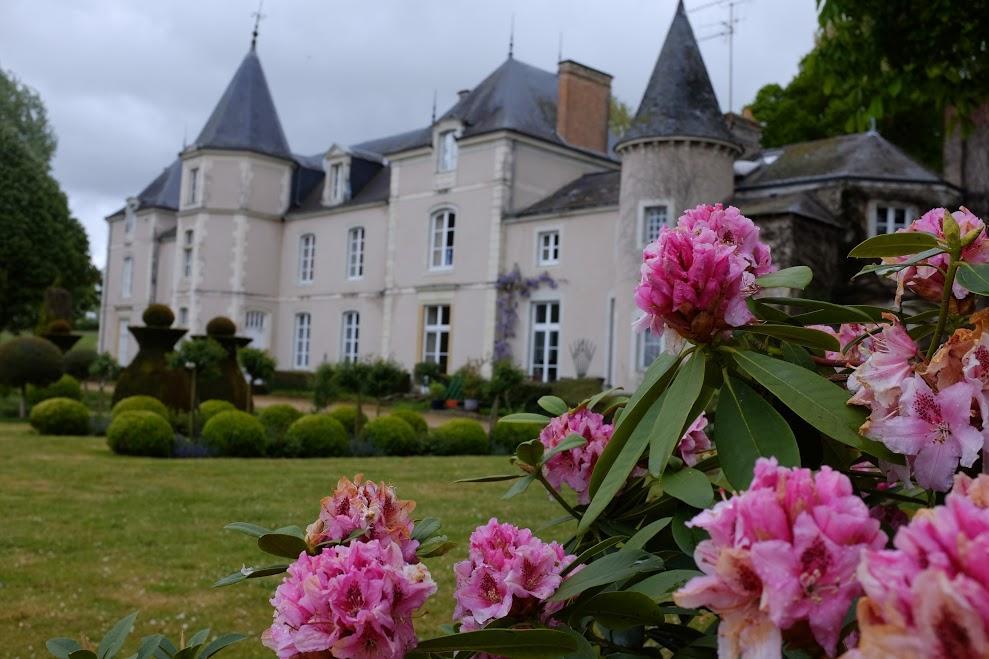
[437, 130, 458, 172]
[329, 162, 345, 203]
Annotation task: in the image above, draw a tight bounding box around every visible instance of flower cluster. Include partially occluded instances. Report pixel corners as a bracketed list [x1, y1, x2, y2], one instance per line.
[305, 474, 418, 561]
[262, 539, 436, 659]
[539, 408, 613, 504]
[634, 203, 773, 343]
[453, 518, 576, 632]
[674, 458, 886, 657]
[810, 322, 878, 366]
[848, 473, 989, 658]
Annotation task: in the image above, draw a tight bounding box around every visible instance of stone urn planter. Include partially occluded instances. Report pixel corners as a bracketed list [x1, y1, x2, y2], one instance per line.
[41, 331, 81, 354]
[113, 304, 191, 410]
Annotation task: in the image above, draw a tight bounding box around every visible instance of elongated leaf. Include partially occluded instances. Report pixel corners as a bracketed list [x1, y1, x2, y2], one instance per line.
[46, 639, 83, 659]
[417, 536, 456, 558]
[731, 350, 896, 460]
[270, 525, 306, 539]
[572, 591, 667, 629]
[671, 508, 704, 556]
[662, 468, 714, 509]
[213, 563, 290, 587]
[629, 569, 703, 600]
[958, 263, 989, 295]
[558, 625, 596, 659]
[516, 439, 545, 467]
[848, 231, 938, 257]
[498, 412, 552, 425]
[551, 549, 664, 601]
[172, 645, 204, 659]
[223, 522, 270, 538]
[755, 265, 812, 290]
[413, 629, 577, 658]
[187, 629, 210, 647]
[779, 341, 815, 370]
[412, 517, 441, 541]
[735, 324, 840, 351]
[135, 635, 164, 659]
[542, 433, 587, 461]
[587, 386, 623, 412]
[853, 246, 944, 278]
[97, 611, 137, 659]
[624, 517, 671, 551]
[649, 352, 707, 476]
[200, 633, 247, 658]
[257, 533, 308, 559]
[502, 474, 535, 499]
[716, 375, 800, 490]
[758, 297, 880, 323]
[455, 473, 523, 483]
[562, 536, 625, 577]
[747, 298, 790, 322]
[538, 396, 569, 416]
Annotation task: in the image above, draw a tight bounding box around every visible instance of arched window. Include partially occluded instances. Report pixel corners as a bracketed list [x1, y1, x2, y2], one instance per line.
[346, 227, 365, 279]
[429, 209, 455, 269]
[298, 233, 316, 283]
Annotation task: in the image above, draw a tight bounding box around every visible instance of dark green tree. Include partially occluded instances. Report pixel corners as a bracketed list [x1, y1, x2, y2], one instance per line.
[0, 67, 56, 166]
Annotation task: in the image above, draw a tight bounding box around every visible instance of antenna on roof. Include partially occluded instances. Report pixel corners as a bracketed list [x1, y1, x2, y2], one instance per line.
[508, 13, 515, 59]
[558, 32, 563, 62]
[695, 0, 747, 112]
[431, 89, 437, 124]
[250, 0, 266, 51]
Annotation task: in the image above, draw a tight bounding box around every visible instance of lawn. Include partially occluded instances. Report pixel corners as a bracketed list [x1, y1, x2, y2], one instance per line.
[0, 423, 566, 657]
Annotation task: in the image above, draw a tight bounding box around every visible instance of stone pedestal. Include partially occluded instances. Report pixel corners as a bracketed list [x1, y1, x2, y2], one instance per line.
[113, 327, 191, 410]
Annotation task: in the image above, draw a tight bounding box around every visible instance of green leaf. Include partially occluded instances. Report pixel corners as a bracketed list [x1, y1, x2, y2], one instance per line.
[672, 508, 705, 556]
[662, 468, 714, 509]
[735, 324, 840, 352]
[551, 549, 664, 602]
[624, 517, 671, 551]
[957, 263, 989, 295]
[586, 386, 623, 412]
[98, 611, 138, 659]
[172, 645, 204, 659]
[213, 564, 290, 588]
[629, 569, 703, 600]
[561, 537, 626, 577]
[498, 412, 552, 425]
[731, 350, 897, 460]
[852, 246, 944, 279]
[413, 629, 578, 658]
[187, 629, 210, 647]
[758, 297, 881, 323]
[46, 639, 83, 659]
[257, 533, 309, 559]
[417, 536, 456, 558]
[848, 230, 938, 257]
[455, 473, 523, 483]
[747, 298, 791, 322]
[779, 342, 815, 370]
[572, 591, 668, 629]
[715, 375, 800, 490]
[538, 396, 569, 416]
[755, 265, 812, 290]
[223, 522, 270, 538]
[649, 351, 707, 476]
[411, 517, 441, 542]
[515, 439, 545, 467]
[134, 635, 164, 659]
[502, 474, 535, 499]
[199, 633, 247, 658]
[542, 433, 587, 461]
[270, 525, 306, 539]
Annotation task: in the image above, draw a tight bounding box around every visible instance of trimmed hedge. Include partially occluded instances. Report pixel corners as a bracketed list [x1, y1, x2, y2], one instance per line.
[284, 415, 349, 457]
[361, 416, 418, 456]
[389, 409, 428, 435]
[142, 303, 175, 328]
[111, 395, 169, 420]
[426, 419, 489, 455]
[205, 316, 236, 336]
[30, 397, 90, 436]
[202, 410, 266, 457]
[491, 421, 546, 454]
[107, 410, 174, 457]
[328, 405, 369, 436]
[199, 399, 236, 424]
[259, 404, 304, 455]
[27, 374, 82, 405]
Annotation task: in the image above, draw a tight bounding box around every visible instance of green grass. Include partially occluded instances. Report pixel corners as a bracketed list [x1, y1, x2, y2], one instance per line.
[0, 423, 567, 656]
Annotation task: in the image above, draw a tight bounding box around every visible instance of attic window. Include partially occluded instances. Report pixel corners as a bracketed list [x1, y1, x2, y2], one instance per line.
[329, 163, 345, 203]
[437, 130, 458, 172]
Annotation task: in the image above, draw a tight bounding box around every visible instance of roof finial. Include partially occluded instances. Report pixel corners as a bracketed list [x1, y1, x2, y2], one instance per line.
[508, 13, 515, 59]
[431, 89, 437, 124]
[250, 0, 265, 51]
[557, 31, 563, 62]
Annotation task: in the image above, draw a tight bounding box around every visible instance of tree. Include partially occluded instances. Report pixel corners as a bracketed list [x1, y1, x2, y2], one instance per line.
[608, 96, 633, 139]
[168, 339, 226, 437]
[238, 347, 276, 412]
[0, 67, 56, 167]
[0, 336, 64, 417]
[312, 362, 339, 410]
[335, 360, 373, 435]
[89, 352, 120, 417]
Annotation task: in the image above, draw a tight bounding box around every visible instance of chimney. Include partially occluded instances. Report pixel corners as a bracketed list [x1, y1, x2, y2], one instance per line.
[457, 89, 471, 101]
[556, 60, 612, 153]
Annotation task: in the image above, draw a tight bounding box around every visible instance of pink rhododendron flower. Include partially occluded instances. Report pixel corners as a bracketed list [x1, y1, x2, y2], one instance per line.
[539, 408, 613, 504]
[305, 475, 418, 561]
[262, 539, 436, 659]
[963, 331, 989, 421]
[674, 458, 886, 657]
[634, 203, 773, 343]
[848, 315, 918, 413]
[848, 473, 989, 659]
[809, 323, 878, 365]
[677, 413, 712, 466]
[868, 376, 982, 491]
[453, 519, 576, 632]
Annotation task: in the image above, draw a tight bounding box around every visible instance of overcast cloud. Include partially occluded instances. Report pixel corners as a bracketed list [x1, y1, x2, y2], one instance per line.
[0, 0, 817, 268]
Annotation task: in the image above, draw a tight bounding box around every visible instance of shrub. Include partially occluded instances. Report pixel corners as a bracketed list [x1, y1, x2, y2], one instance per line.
[551, 377, 604, 406]
[389, 409, 428, 435]
[361, 416, 418, 456]
[89, 352, 121, 383]
[414, 361, 444, 385]
[454, 361, 486, 400]
[29, 397, 90, 436]
[46, 319, 72, 334]
[259, 404, 304, 455]
[199, 399, 236, 424]
[313, 362, 339, 409]
[142, 303, 175, 328]
[426, 419, 489, 455]
[64, 348, 98, 380]
[367, 358, 411, 399]
[202, 410, 266, 457]
[270, 370, 313, 392]
[0, 336, 64, 416]
[284, 415, 349, 458]
[328, 405, 369, 436]
[240, 347, 276, 391]
[27, 374, 81, 405]
[205, 316, 237, 336]
[491, 420, 546, 454]
[106, 410, 174, 457]
[111, 395, 169, 420]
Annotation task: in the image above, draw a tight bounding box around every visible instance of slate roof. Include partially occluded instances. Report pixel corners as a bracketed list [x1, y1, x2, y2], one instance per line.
[512, 170, 620, 218]
[192, 50, 292, 160]
[731, 191, 840, 227]
[351, 127, 434, 158]
[136, 158, 182, 211]
[290, 165, 391, 215]
[738, 132, 945, 189]
[618, 0, 736, 149]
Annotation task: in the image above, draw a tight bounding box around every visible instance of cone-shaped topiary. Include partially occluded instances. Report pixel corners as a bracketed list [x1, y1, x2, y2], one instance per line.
[0, 336, 64, 417]
[46, 319, 72, 334]
[142, 304, 175, 328]
[205, 316, 237, 337]
[111, 323, 189, 410]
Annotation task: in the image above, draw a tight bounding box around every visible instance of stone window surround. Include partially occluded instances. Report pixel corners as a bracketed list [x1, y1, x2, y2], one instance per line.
[340, 310, 360, 363]
[528, 298, 561, 383]
[535, 226, 562, 266]
[428, 207, 457, 271]
[346, 226, 366, 280]
[866, 199, 918, 237]
[637, 198, 674, 247]
[432, 118, 463, 189]
[323, 153, 351, 206]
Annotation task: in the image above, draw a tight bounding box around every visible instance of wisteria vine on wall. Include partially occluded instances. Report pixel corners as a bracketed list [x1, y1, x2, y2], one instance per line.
[493, 264, 558, 361]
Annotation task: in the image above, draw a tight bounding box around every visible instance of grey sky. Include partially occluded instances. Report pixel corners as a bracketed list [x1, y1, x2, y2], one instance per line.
[0, 0, 818, 268]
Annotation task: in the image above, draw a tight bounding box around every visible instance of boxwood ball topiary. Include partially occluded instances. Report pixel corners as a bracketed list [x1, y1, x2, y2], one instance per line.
[27, 374, 82, 405]
[30, 397, 90, 436]
[389, 409, 428, 435]
[0, 336, 64, 389]
[199, 399, 236, 424]
[205, 316, 237, 337]
[284, 414, 349, 458]
[64, 349, 98, 380]
[202, 410, 266, 457]
[361, 416, 419, 456]
[106, 410, 174, 457]
[426, 419, 489, 455]
[111, 395, 169, 420]
[46, 319, 72, 334]
[142, 303, 175, 328]
[327, 405, 369, 436]
[259, 404, 305, 455]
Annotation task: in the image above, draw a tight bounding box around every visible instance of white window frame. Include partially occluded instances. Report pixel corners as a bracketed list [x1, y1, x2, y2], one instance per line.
[429, 209, 456, 270]
[422, 304, 451, 373]
[346, 227, 365, 280]
[121, 256, 133, 299]
[536, 229, 560, 266]
[529, 300, 561, 383]
[179, 307, 189, 326]
[293, 312, 311, 369]
[637, 328, 664, 371]
[638, 200, 672, 246]
[868, 201, 916, 236]
[298, 233, 316, 284]
[187, 167, 199, 205]
[245, 310, 267, 350]
[117, 319, 131, 364]
[182, 229, 194, 278]
[341, 311, 360, 363]
[437, 129, 458, 172]
[329, 162, 345, 203]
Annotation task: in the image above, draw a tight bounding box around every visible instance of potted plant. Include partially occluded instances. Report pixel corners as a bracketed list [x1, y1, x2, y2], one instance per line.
[456, 361, 486, 412]
[428, 381, 446, 410]
[414, 361, 442, 396]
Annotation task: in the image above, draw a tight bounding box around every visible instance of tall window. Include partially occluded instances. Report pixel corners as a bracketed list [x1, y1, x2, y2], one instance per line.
[329, 163, 345, 203]
[537, 230, 560, 265]
[437, 130, 458, 172]
[429, 210, 455, 269]
[117, 319, 130, 364]
[187, 167, 199, 205]
[347, 227, 365, 279]
[873, 205, 911, 235]
[642, 204, 669, 245]
[179, 307, 189, 326]
[182, 229, 194, 278]
[245, 310, 266, 349]
[293, 312, 311, 369]
[298, 233, 316, 283]
[422, 305, 451, 373]
[530, 301, 560, 382]
[121, 256, 133, 298]
[637, 328, 664, 370]
[341, 311, 360, 363]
